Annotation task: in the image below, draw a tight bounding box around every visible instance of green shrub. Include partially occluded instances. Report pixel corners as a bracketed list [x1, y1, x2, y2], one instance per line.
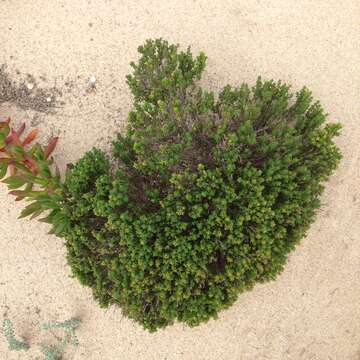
[1, 39, 342, 332]
[60, 39, 341, 331]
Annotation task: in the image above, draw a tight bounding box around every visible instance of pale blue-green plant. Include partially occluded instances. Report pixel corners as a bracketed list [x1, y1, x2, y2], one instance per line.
[2, 316, 81, 359]
[42, 318, 81, 348]
[40, 344, 64, 360]
[39, 318, 81, 360]
[2, 318, 29, 351]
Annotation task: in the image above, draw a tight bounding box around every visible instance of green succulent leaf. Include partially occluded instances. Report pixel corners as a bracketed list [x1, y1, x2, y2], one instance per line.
[0, 162, 8, 178]
[3, 175, 27, 189]
[19, 201, 43, 219]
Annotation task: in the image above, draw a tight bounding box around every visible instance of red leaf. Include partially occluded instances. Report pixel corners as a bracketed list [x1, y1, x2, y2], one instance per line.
[16, 123, 26, 137]
[22, 129, 39, 146]
[23, 158, 38, 175]
[6, 129, 22, 146]
[9, 163, 15, 176]
[8, 190, 26, 201]
[44, 137, 58, 159]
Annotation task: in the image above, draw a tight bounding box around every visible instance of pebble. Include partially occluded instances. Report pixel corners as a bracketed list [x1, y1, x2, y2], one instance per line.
[27, 83, 34, 90]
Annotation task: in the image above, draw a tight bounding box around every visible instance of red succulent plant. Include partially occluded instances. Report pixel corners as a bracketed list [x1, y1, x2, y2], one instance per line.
[0, 117, 64, 221]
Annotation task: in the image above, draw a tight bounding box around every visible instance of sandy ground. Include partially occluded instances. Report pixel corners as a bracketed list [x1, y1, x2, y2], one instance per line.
[0, 1, 359, 359]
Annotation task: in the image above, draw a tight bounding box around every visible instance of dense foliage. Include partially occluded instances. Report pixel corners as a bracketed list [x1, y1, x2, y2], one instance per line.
[2, 39, 342, 332]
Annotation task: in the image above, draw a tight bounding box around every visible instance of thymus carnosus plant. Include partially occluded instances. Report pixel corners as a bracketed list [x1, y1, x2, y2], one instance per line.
[1, 39, 342, 332]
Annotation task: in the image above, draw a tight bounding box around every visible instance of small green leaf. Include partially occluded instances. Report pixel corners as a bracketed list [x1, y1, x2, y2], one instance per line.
[8, 145, 25, 156]
[3, 175, 27, 189]
[0, 133, 6, 148]
[13, 162, 33, 175]
[0, 123, 10, 138]
[29, 143, 45, 160]
[39, 209, 59, 224]
[0, 162, 8, 178]
[49, 222, 65, 235]
[38, 161, 52, 178]
[30, 210, 43, 220]
[18, 202, 42, 219]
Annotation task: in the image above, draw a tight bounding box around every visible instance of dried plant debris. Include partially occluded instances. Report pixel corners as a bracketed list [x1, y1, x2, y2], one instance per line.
[0, 65, 61, 113]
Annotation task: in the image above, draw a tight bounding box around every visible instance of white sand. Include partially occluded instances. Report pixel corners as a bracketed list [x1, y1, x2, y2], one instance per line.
[0, 1, 359, 359]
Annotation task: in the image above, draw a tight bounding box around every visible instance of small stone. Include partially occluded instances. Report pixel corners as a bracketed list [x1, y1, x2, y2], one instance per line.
[89, 75, 96, 84]
[46, 97, 52, 103]
[27, 83, 34, 90]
